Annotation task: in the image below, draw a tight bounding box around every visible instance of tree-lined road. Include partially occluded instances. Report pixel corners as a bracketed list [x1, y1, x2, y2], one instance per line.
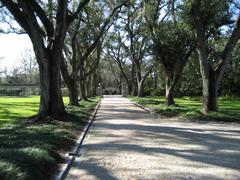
[66, 96, 240, 180]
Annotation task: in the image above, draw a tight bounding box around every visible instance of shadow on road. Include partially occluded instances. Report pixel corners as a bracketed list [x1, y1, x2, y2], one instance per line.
[67, 96, 240, 179]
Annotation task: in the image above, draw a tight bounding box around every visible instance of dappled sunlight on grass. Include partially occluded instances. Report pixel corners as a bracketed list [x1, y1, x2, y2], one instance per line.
[0, 96, 100, 179]
[129, 96, 240, 122]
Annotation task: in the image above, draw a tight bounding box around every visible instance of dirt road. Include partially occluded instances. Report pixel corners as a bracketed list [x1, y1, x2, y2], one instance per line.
[66, 95, 240, 180]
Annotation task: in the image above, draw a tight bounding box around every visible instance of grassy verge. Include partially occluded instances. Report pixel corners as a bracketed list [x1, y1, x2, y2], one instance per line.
[129, 96, 240, 122]
[0, 96, 100, 180]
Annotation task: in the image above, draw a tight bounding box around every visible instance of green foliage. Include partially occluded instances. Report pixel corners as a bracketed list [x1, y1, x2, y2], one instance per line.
[182, 0, 235, 68]
[153, 21, 195, 77]
[219, 44, 240, 96]
[181, 0, 231, 29]
[198, 0, 231, 29]
[150, 88, 164, 96]
[101, 0, 239, 99]
[0, 96, 100, 180]
[179, 42, 240, 97]
[179, 53, 202, 96]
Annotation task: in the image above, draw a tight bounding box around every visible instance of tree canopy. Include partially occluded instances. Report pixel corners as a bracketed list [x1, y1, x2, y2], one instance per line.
[0, 0, 240, 117]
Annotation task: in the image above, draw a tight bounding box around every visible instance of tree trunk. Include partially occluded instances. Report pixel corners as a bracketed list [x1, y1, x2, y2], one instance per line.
[191, 0, 240, 114]
[85, 76, 90, 98]
[30, 34, 66, 120]
[89, 73, 95, 97]
[119, 84, 122, 94]
[60, 60, 79, 106]
[202, 70, 218, 114]
[1, 0, 91, 121]
[68, 80, 79, 106]
[131, 81, 138, 96]
[165, 87, 175, 106]
[87, 74, 93, 97]
[79, 79, 87, 100]
[92, 73, 97, 97]
[165, 76, 175, 106]
[137, 82, 144, 97]
[37, 55, 66, 120]
[85, 74, 94, 98]
[130, 63, 137, 96]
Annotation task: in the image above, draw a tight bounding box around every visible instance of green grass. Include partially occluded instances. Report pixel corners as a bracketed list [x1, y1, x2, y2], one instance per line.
[0, 96, 69, 128]
[129, 96, 240, 122]
[0, 96, 100, 180]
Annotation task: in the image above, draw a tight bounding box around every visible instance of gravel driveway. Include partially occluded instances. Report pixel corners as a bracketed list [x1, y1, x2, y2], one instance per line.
[66, 95, 240, 180]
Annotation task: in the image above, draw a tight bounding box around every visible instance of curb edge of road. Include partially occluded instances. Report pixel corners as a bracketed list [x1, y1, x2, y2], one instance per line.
[129, 99, 162, 119]
[132, 102, 153, 114]
[131, 101, 153, 113]
[55, 98, 102, 180]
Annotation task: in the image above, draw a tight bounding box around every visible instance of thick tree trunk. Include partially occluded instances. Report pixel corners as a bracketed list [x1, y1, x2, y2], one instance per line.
[79, 79, 87, 100]
[196, 39, 219, 113]
[37, 56, 66, 120]
[85, 74, 94, 98]
[1, 0, 92, 121]
[136, 68, 151, 97]
[136, 71, 143, 97]
[131, 81, 138, 96]
[30, 35, 66, 121]
[60, 60, 79, 106]
[132, 74, 138, 96]
[165, 86, 175, 106]
[126, 81, 131, 95]
[119, 84, 122, 94]
[137, 82, 144, 97]
[92, 73, 97, 97]
[202, 70, 218, 114]
[130, 63, 137, 96]
[68, 80, 79, 106]
[87, 75, 93, 97]
[89, 73, 94, 97]
[165, 76, 175, 106]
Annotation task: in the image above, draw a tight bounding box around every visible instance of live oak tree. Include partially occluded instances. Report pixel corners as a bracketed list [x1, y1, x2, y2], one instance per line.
[84, 44, 102, 98]
[144, 0, 194, 105]
[0, 0, 92, 120]
[155, 24, 194, 105]
[100, 52, 123, 92]
[106, 31, 133, 95]
[107, 57, 124, 93]
[61, 1, 129, 104]
[122, 2, 152, 97]
[190, 0, 240, 113]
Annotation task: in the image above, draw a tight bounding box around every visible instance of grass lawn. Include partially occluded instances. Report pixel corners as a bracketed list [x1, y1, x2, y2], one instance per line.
[129, 96, 240, 122]
[0, 96, 69, 128]
[0, 96, 100, 180]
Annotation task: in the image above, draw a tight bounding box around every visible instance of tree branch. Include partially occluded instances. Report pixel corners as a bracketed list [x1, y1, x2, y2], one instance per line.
[0, 0, 31, 33]
[28, 0, 54, 38]
[217, 13, 240, 75]
[68, 0, 90, 25]
[75, 3, 129, 72]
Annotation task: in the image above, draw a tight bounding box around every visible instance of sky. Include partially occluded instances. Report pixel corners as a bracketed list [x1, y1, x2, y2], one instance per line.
[0, 34, 33, 73]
